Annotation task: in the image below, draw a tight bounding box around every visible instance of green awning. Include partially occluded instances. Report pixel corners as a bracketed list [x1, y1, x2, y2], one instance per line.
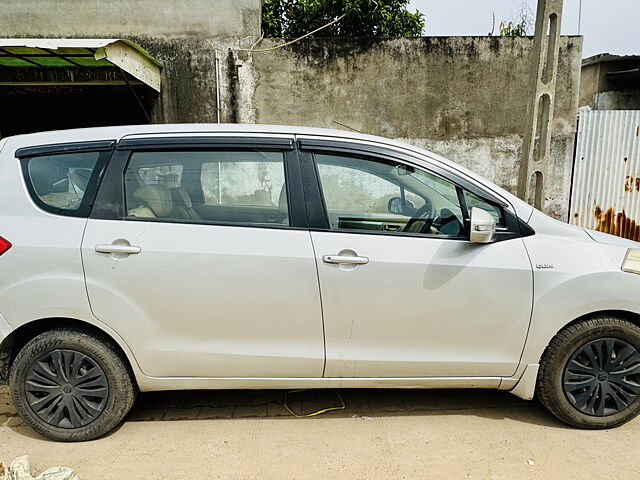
[0, 39, 162, 91]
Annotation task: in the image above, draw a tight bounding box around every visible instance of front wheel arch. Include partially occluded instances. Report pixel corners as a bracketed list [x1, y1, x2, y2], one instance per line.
[536, 313, 640, 428]
[511, 310, 640, 401]
[557, 310, 640, 338]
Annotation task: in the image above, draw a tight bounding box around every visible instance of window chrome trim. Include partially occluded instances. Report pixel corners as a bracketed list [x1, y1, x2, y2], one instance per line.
[115, 216, 309, 231]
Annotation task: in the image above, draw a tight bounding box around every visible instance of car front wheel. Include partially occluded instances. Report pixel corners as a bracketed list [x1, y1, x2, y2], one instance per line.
[537, 315, 640, 429]
[9, 327, 136, 441]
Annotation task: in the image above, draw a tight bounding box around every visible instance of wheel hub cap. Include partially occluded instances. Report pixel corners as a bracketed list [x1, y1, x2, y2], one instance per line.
[25, 349, 109, 429]
[563, 338, 640, 417]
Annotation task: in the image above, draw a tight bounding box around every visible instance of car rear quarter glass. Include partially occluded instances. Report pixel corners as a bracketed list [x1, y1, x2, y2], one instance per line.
[20, 150, 110, 217]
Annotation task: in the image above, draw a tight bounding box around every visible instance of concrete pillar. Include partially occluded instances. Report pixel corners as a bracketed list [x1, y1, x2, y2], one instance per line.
[517, 0, 563, 210]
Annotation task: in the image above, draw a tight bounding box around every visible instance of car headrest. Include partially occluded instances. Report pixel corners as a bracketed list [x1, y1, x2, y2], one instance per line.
[133, 184, 173, 218]
[170, 188, 193, 208]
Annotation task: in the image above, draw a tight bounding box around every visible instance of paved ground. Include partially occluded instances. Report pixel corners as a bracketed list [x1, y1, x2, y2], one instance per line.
[1, 385, 639, 479]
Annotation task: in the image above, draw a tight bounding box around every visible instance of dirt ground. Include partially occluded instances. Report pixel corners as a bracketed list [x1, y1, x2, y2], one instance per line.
[1, 385, 639, 479]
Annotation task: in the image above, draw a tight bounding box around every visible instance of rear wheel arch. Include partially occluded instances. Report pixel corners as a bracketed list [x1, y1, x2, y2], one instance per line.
[0, 317, 140, 387]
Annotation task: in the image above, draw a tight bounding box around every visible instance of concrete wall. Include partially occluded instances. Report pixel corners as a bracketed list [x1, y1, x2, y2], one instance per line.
[1, 0, 263, 124]
[579, 62, 602, 108]
[593, 90, 640, 110]
[1, 0, 261, 40]
[136, 37, 221, 124]
[580, 59, 640, 110]
[229, 36, 582, 219]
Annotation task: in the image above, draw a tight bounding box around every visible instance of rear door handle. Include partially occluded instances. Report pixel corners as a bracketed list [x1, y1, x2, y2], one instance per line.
[322, 254, 369, 265]
[95, 245, 142, 255]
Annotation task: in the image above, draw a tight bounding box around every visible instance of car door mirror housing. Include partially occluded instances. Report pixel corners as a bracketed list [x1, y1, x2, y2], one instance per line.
[469, 207, 496, 244]
[387, 196, 416, 215]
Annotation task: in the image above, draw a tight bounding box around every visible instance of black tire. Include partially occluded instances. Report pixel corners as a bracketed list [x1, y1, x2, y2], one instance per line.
[537, 315, 640, 429]
[9, 327, 137, 441]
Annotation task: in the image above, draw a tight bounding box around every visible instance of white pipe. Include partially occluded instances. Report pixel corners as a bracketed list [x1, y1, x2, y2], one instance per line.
[578, 0, 582, 34]
[214, 48, 221, 123]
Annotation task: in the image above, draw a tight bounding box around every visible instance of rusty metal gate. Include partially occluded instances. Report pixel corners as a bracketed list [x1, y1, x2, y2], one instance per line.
[570, 109, 640, 241]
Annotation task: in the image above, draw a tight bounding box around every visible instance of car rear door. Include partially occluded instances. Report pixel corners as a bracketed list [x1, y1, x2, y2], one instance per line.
[298, 139, 534, 378]
[81, 135, 325, 378]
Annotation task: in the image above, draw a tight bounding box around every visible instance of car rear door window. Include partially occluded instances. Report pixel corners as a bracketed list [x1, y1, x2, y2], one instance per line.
[124, 149, 290, 226]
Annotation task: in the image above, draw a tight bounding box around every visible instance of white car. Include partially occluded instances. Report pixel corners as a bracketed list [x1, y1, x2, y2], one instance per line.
[1, 124, 639, 441]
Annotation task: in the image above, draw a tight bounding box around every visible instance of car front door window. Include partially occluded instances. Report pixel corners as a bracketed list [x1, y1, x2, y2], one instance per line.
[314, 153, 465, 237]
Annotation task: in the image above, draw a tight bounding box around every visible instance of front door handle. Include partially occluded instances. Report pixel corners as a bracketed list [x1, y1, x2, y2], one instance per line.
[322, 254, 369, 265]
[95, 244, 142, 255]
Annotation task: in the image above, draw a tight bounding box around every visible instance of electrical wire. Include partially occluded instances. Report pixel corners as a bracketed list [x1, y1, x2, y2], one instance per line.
[283, 389, 346, 417]
[237, 12, 349, 53]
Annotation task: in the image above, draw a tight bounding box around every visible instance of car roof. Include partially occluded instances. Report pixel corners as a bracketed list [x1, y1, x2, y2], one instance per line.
[4, 123, 385, 145]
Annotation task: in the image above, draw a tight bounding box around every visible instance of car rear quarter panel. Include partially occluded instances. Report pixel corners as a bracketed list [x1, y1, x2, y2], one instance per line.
[0, 137, 144, 382]
[0, 139, 93, 323]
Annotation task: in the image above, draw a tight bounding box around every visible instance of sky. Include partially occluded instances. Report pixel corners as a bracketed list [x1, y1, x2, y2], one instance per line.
[408, 0, 640, 59]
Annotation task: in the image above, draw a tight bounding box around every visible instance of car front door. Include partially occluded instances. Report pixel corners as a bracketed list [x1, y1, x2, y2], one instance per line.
[299, 140, 533, 378]
[81, 136, 325, 378]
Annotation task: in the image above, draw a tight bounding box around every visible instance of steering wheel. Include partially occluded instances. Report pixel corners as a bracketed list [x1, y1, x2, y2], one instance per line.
[433, 208, 463, 236]
[403, 199, 435, 233]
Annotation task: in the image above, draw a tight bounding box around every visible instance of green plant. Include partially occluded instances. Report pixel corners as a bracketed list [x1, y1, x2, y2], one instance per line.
[498, 0, 533, 37]
[499, 20, 527, 37]
[262, 0, 425, 39]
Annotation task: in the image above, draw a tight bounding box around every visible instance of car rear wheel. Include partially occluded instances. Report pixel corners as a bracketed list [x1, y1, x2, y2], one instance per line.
[537, 315, 640, 429]
[9, 327, 136, 441]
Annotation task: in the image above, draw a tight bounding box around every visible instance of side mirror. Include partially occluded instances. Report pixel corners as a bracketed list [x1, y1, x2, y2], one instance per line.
[388, 197, 416, 215]
[469, 207, 496, 244]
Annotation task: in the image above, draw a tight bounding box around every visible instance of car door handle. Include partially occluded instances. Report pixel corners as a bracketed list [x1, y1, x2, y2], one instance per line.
[322, 254, 369, 265]
[95, 244, 142, 255]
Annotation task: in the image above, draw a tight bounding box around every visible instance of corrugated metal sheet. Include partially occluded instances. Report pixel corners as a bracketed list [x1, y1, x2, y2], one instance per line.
[570, 110, 640, 241]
